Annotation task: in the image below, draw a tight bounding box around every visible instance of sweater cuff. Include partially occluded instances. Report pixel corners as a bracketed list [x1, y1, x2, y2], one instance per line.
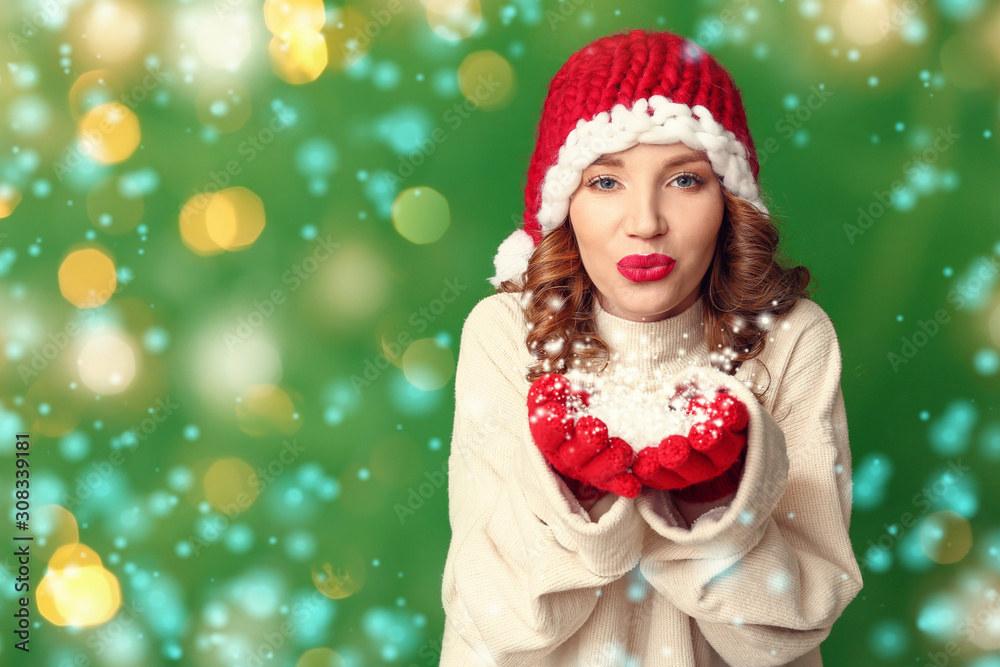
[516, 417, 644, 578]
[635, 365, 790, 560]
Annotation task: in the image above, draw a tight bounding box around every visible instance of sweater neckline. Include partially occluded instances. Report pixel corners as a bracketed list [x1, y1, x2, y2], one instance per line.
[592, 293, 706, 343]
[565, 293, 710, 384]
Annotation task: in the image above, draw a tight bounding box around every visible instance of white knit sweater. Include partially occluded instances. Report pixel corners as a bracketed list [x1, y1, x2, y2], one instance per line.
[440, 291, 863, 666]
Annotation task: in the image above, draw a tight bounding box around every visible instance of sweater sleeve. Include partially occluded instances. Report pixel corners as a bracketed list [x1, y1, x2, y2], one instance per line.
[440, 296, 646, 666]
[634, 308, 864, 666]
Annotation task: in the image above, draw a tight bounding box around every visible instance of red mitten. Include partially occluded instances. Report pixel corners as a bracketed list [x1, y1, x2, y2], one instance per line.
[632, 388, 749, 503]
[527, 373, 641, 500]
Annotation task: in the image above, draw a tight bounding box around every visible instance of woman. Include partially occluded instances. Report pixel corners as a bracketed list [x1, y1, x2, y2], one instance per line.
[440, 29, 863, 666]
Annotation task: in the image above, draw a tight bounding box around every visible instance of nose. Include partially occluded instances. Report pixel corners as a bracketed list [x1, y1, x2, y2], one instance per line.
[622, 181, 667, 239]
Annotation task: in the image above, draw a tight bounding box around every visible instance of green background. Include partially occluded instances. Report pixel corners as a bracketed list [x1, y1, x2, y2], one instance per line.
[1, 0, 1000, 665]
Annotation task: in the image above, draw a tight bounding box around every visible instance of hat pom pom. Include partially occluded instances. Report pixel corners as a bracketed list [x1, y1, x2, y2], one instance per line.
[488, 227, 536, 289]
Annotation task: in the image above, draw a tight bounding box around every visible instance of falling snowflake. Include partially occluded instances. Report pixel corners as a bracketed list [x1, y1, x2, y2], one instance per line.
[767, 569, 792, 594]
[585, 638, 640, 667]
[519, 289, 534, 310]
[626, 580, 649, 603]
[543, 336, 565, 355]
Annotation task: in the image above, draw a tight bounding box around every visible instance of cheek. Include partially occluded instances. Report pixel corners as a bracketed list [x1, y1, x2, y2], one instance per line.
[676, 224, 720, 256]
[575, 231, 602, 271]
[700, 227, 721, 251]
[568, 206, 607, 255]
[692, 212, 724, 253]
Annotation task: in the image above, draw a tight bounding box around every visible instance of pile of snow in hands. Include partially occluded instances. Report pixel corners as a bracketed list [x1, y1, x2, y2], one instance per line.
[563, 365, 727, 452]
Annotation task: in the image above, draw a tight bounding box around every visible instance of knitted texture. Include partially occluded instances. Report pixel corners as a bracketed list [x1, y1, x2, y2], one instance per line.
[526, 372, 641, 499]
[528, 370, 750, 504]
[672, 444, 747, 503]
[440, 292, 864, 665]
[552, 466, 606, 504]
[552, 430, 746, 506]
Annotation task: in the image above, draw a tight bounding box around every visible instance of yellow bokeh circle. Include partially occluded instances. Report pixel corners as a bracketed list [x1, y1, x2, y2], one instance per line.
[77, 102, 141, 164]
[269, 26, 329, 84]
[77, 332, 138, 395]
[69, 70, 117, 121]
[179, 193, 225, 257]
[82, 0, 144, 63]
[58, 247, 117, 308]
[203, 458, 259, 512]
[320, 242, 389, 322]
[989, 9, 1000, 71]
[236, 384, 302, 437]
[205, 186, 267, 250]
[425, 0, 482, 41]
[964, 573, 1000, 650]
[49, 542, 103, 570]
[322, 6, 373, 70]
[296, 647, 349, 667]
[457, 50, 515, 111]
[196, 12, 253, 71]
[265, 0, 327, 36]
[35, 505, 80, 552]
[919, 510, 973, 564]
[402, 338, 456, 390]
[37, 542, 121, 627]
[392, 187, 450, 244]
[840, 0, 892, 46]
[1, 182, 22, 218]
[38, 565, 122, 627]
[311, 548, 366, 600]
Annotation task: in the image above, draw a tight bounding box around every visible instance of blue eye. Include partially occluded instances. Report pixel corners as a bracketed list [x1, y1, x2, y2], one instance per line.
[672, 173, 705, 189]
[587, 175, 619, 191]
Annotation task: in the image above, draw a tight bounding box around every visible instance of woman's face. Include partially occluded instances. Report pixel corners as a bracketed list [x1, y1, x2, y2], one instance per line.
[567, 142, 725, 322]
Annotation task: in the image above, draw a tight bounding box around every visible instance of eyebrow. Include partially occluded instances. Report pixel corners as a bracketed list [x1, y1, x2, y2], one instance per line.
[588, 151, 711, 169]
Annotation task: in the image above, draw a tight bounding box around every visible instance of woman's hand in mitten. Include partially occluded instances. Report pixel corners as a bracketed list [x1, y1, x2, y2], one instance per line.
[527, 373, 641, 500]
[632, 387, 749, 502]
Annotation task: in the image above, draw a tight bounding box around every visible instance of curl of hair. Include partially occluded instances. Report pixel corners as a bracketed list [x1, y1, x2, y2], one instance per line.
[494, 188, 814, 404]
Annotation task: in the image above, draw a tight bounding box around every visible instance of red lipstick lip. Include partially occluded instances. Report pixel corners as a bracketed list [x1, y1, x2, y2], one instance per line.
[617, 253, 675, 268]
[617, 264, 674, 283]
[616, 253, 676, 283]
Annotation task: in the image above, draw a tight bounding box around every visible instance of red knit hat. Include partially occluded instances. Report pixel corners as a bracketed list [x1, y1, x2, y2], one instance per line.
[489, 29, 768, 289]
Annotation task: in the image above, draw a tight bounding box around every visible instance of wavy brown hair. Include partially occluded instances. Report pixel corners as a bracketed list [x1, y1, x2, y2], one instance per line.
[495, 188, 814, 403]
